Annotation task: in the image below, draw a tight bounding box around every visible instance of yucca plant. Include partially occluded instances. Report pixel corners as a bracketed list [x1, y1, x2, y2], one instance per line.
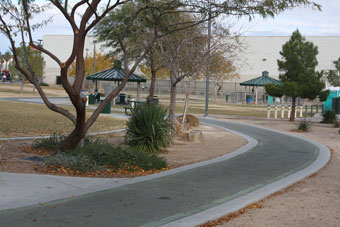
[126, 104, 171, 153]
[298, 119, 312, 132]
[322, 110, 337, 124]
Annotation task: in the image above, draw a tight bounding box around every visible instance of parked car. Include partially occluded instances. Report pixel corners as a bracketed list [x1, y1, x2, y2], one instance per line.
[1, 71, 12, 82]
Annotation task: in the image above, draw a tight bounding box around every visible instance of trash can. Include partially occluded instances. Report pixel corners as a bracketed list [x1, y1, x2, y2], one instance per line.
[56, 75, 61, 85]
[119, 93, 126, 104]
[246, 95, 253, 104]
[100, 100, 111, 114]
[88, 94, 95, 104]
[225, 95, 229, 102]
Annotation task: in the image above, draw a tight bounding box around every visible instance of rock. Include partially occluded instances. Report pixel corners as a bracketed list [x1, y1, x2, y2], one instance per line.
[187, 130, 203, 142]
[176, 114, 199, 127]
[173, 119, 185, 137]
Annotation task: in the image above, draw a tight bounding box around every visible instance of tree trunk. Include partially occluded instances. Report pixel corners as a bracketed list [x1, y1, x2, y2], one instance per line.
[147, 68, 157, 102]
[169, 72, 177, 124]
[60, 103, 86, 152]
[182, 82, 191, 124]
[214, 83, 217, 103]
[290, 97, 296, 122]
[20, 81, 23, 94]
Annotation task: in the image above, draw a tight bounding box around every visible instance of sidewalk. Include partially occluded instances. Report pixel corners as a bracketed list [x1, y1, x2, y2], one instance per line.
[0, 118, 330, 227]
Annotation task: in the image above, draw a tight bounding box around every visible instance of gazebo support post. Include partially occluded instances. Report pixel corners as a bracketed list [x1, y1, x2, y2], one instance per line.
[137, 82, 141, 101]
[255, 86, 258, 105]
[95, 80, 98, 91]
[244, 86, 247, 104]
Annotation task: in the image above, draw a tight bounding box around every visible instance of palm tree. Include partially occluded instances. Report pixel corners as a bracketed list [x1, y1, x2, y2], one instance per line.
[3, 51, 12, 70]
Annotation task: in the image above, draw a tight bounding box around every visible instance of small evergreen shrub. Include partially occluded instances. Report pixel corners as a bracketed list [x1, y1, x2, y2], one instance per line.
[298, 119, 312, 132]
[44, 153, 103, 172]
[126, 104, 171, 153]
[43, 139, 167, 173]
[322, 110, 337, 124]
[32, 134, 66, 151]
[39, 82, 49, 86]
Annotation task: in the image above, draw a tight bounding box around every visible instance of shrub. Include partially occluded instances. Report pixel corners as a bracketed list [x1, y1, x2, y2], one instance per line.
[126, 104, 171, 153]
[43, 139, 167, 173]
[322, 110, 337, 124]
[39, 82, 49, 86]
[334, 120, 340, 128]
[31, 134, 66, 151]
[44, 153, 103, 172]
[298, 119, 312, 132]
[32, 134, 93, 152]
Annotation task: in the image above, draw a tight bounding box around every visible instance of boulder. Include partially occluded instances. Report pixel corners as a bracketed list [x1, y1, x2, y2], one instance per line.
[187, 130, 203, 142]
[176, 114, 199, 127]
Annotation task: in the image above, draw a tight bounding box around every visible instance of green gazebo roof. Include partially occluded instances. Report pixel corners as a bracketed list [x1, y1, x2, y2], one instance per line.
[86, 65, 146, 83]
[240, 71, 282, 87]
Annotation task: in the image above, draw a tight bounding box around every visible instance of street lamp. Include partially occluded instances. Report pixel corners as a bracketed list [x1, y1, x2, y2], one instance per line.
[86, 48, 89, 59]
[93, 40, 97, 74]
[204, 12, 212, 117]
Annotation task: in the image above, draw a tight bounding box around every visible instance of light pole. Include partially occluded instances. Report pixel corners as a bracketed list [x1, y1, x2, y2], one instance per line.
[86, 48, 89, 59]
[93, 40, 97, 74]
[204, 12, 212, 117]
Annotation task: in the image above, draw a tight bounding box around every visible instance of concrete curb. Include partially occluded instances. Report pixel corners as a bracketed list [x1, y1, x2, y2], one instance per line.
[0, 121, 257, 211]
[161, 117, 331, 227]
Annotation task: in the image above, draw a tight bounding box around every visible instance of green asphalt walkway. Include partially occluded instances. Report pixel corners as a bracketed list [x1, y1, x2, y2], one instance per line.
[0, 117, 321, 227]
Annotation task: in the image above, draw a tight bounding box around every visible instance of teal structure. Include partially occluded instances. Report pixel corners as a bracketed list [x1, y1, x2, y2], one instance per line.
[323, 89, 340, 112]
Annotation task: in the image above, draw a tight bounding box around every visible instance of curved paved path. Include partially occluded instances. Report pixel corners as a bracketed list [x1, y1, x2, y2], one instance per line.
[0, 117, 329, 227]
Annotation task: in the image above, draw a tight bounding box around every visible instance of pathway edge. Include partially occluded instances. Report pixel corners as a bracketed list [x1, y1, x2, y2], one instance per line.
[161, 117, 331, 227]
[0, 122, 257, 211]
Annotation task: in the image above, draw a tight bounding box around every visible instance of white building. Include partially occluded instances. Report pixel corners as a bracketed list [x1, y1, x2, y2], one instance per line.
[237, 36, 340, 82]
[43, 35, 340, 85]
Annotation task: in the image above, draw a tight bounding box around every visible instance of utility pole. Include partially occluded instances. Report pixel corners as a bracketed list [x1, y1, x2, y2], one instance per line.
[204, 12, 212, 117]
[93, 40, 97, 73]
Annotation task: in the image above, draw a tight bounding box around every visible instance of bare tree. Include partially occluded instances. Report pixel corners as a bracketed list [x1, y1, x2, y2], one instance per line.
[0, 0, 321, 151]
[157, 16, 210, 123]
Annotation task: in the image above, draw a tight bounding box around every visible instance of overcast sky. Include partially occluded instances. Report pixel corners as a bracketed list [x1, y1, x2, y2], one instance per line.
[1, 0, 339, 53]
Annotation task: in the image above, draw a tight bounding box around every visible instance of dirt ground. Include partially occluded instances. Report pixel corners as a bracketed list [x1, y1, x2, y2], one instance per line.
[211, 116, 340, 227]
[1, 115, 339, 226]
[0, 124, 247, 174]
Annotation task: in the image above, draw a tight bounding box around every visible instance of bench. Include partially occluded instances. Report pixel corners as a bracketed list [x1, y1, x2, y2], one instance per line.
[124, 100, 146, 115]
[124, 106, 133, 115]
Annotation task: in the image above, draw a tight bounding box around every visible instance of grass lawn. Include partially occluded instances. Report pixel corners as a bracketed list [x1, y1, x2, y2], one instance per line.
[171, 101, 267, 117]
[0, 83, 68, 97]
[0, 101, 126, 137]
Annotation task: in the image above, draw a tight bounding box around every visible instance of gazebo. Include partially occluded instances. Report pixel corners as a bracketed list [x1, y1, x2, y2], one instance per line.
[240, 71, 282, 104]
[86, 62, 147, 101]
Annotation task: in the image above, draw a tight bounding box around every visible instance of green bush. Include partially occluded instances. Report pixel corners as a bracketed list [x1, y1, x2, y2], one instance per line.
[44, 153, 103, 172]
[298, 119, 312, 132]
[39, 82, 49, 86]
[32, 134, 66, 151]
[322, 110, 337, 124]
[126, 104, 171, 153]
[43, 139, 167, 173]
[32, 134, 93, 152]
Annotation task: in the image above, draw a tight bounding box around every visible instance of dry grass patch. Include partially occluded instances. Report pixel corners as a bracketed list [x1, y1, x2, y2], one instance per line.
[0, 101, 125, 137]
[0, 83, 67, 97]
[174, 105, 267, 117]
